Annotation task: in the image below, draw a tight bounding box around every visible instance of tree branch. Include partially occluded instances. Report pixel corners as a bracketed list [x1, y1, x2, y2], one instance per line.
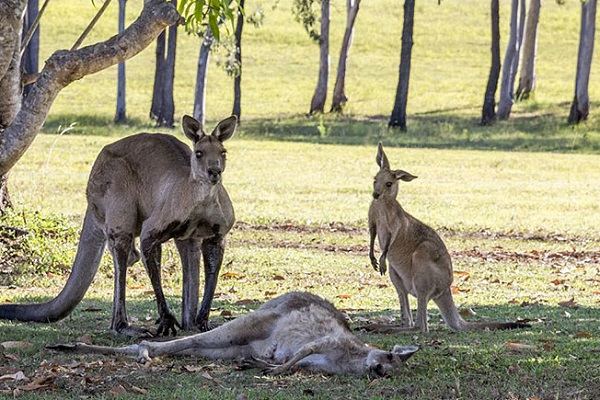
[0, 0, 183, 176]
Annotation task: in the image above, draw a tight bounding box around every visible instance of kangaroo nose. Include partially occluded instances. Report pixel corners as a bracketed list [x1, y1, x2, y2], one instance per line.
[372, 191, 380, 199]
[208, 167, 222, 184]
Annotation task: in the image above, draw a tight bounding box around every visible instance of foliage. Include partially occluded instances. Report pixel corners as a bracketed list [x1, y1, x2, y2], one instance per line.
[292, 0, 321, 42]
[178, 0, 239, 41]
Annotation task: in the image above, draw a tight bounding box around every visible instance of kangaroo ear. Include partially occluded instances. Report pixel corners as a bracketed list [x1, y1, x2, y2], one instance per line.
[393, 170, 417, 182]
[376, 142, 390, 170]
[211, 115, 237, 142]
[182, 115, 205, 142]
[392, 345, 419, 362]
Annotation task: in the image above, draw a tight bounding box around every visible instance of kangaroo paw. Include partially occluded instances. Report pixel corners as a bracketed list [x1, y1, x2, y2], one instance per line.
[156, 312, 182, 337]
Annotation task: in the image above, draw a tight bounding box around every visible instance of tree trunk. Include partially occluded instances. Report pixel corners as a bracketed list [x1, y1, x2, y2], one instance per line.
[568, 0, 596, 124]
[481, 0, 501, 126]
[150, 0, 177, 127]
[389, 0, 415, 130]
[114, 0, 127, 123]
[497, 0, 522, 120]
[330, 0, 360, 113]
[516, 0, 541, 101]
[0, 0, 182, 182]
[232, 0, 244, 121]
[193, 31, 214, 126]
[150, 31, 166, 120]
[23, 0, 40, 98]
[309, 0, 330, 114]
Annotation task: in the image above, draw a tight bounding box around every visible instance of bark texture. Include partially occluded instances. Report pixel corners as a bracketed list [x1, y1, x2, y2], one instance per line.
[481, 0, 501, 125]
[193, 31, 214, 126]
[568, 0, 597, 124]
[389, 0, 415, 130]
[309, 0, 330, 114]
[497, 0, 522, 120]
[331, 0, 360, 113]
[516, 0, 541, 101]
[232, 0, 245, 121]
[0, 0, 182, 177]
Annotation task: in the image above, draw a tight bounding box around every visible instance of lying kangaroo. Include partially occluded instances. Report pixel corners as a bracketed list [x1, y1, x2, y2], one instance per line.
[368, 143, 530, 333]
[49, 291, 420, 378]
[0, 115, 236, 336]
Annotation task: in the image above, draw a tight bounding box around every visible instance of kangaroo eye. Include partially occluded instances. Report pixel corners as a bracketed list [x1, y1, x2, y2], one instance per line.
[386, 182, 393, 187]
[196, 151, 203, 159]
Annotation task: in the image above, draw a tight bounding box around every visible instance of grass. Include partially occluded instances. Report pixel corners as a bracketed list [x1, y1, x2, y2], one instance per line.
[1, 0, 599, 398]
[1, 136, 600, 399]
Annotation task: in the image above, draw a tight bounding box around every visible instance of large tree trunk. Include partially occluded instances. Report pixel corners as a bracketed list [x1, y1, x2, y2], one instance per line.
[309, 0, 330, 114]
[330, 0, 360, 113]
[149, 0, 177, 127]
[23, 0, 40, 98]
[516, 0, 541, 101]
[389, 0, 415, 130]
[497, 0, 522, 120]
[568, 0, 596, 124]
[232, 0, 244, 121]
[0, 0, 182, 207]
[114, 0, 127, 123]
[481, 0, 501, 126]
[193, 31, 214, 126]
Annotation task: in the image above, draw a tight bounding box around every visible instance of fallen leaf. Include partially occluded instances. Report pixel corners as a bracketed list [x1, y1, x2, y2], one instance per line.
[83, 307, 102, 312]
[264, 290, 277, 296]
[459, 308, 476, 317]
[0, 371, 28, 382]
[558, 297, 579, 308]
[574, 331, 593, 339]
[220, 310, 232, 318]
[1, 341, 32, 350]
[201, 371, 214, 380]
[19, 375, 55, 391]
[109, 385, 127, 395]
[222, 272, 245, 280]
[504, 341, 537, 352]
[337, 294, 351, 299]
[272, 275, 285, 281]
[130, 385, 148, 394]
[551, 279, 565, 286]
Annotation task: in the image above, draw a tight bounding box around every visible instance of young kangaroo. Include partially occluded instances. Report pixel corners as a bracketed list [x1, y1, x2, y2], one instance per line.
[0, 115, 236, 337]
[48, 291, 419, 378]
[368, 143, 530, 333]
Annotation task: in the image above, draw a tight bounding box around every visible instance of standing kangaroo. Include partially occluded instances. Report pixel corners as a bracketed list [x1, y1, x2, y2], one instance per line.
[368, 143, 530, 333]
[48, 292, 420, 378]
[0, 115, 237, 336]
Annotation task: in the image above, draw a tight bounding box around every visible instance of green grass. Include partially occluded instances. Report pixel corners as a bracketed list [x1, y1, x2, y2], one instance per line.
[2, 137, 600, 399]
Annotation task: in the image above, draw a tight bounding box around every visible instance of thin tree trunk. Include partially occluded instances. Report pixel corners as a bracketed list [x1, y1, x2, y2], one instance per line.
[516, 0, 541, 101]
[309, 0, 330, 114]
[193, 31, 214, 126]
[481, 0, 501, 126]
[232, 0, 244, 121]
[389, 0, 415, 130]
[331, 0, 360, 113]
[569, 0, 597, 124]
[23, 0, 39, 98]
[497, 0, 522, 120]
[114, 0, 127, 123]
[160, 12, 177, 127]
[150, 31, 166, 119]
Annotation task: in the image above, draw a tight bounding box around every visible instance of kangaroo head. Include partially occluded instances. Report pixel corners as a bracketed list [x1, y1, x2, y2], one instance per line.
[182, 115, 237, 184]
[373, 143, 417, 200]
[365, 345, 419, 379]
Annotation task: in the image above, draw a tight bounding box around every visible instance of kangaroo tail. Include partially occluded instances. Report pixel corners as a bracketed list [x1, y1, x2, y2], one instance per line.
[0, 209, 106, 322]
[434, 289, 531, 331]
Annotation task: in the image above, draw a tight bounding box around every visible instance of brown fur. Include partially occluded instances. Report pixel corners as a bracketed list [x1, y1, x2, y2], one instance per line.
[0, 115, 237, 337]
[48, 292, 419, 378]
[367, 143, 530, 333]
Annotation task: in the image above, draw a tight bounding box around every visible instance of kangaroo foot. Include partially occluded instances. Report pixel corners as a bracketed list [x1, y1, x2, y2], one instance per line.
[156, 312, 182, 337]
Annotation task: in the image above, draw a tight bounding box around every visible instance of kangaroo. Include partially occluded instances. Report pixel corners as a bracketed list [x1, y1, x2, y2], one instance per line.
[48, 291, 420, 378]
[0, 115, 237, 337]
[367, 143, 530, 333]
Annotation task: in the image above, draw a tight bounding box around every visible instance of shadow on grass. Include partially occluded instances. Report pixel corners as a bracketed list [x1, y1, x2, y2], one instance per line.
[43, 104, 600, 153]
